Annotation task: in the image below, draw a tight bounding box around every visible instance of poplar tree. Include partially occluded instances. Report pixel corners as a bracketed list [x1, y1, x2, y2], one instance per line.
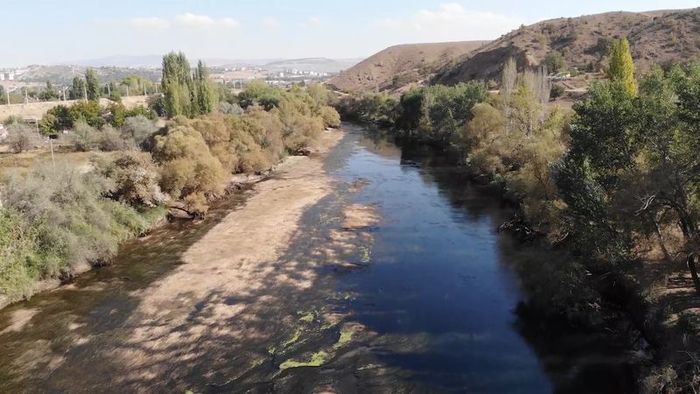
[70, 77, 85, 100]
[606, 38, 638, 96]
[85, 68, 100, 101]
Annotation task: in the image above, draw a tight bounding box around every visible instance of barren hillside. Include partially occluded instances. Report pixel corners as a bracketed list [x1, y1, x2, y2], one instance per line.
[434, 8, 700, 84]
[328, 41, 487, 93]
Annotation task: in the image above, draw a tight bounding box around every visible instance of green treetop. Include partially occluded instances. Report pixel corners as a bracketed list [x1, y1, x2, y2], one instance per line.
[606, 38, 637, 96]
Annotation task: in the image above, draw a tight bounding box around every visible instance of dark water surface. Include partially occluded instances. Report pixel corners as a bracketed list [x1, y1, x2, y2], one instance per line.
[0, 124, 639, 393]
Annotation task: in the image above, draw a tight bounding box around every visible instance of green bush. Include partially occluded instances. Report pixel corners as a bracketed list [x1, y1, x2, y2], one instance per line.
[94, 151, 165, 207]
[0, 163, 162, 300]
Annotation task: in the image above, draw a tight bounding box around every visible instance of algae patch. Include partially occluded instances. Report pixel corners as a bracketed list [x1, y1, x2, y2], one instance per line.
[279, 351, 329, 370]
[334, 326, 354, 349]
[298, 311, 315, 323]
[281, 327, 303, 349]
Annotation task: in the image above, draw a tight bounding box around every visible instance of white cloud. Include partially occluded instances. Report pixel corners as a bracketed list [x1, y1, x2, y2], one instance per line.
[127, 13, 239, 30]
[375, 3, 524, 40]
[175, 13, 217, 28]
[262, 17, 281, 29]
[128, 17, 170, 30]
[301, 16, 321, 27]
[220, 17, 240, 28]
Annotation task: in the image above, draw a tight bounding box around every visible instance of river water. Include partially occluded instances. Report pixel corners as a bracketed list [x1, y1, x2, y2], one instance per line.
[0, 124, 639, 392]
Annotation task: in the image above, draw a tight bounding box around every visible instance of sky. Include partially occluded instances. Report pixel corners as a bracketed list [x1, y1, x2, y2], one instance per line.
[1, 0, 698, 67]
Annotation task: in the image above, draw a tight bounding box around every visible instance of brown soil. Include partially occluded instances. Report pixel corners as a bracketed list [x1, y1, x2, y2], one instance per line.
[328, 41, 487, 93]
[435, 8, 700, 84]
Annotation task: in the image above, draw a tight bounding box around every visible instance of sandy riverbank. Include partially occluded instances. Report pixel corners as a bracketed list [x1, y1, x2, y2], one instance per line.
[109, 128, 352, 388]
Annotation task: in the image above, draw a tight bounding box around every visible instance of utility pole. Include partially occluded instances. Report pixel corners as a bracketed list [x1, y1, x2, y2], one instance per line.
[126, 86, 129, 97]
[24, 87, 28, 104]
[83, 84, 87, 101]
[107, 83, 111, 97]
[5, 89, 9, 105]
[49, 138, 55, 170]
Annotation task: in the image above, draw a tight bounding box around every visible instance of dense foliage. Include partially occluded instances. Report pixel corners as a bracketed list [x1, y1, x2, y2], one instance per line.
[0, 79, 339, 304]
[161, 52, 218, 118]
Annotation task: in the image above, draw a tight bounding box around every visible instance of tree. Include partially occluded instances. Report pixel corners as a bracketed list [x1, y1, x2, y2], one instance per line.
[606, 38, 637, 96]
[544, 50, 565, 74]
[70, 77, 86, 100]
[85, 68, 100, 101]
[555, 80, 637, 259]
[161, 52, 193, 117]
[40, 81, 59, 101]
[194, 60, 217, 115]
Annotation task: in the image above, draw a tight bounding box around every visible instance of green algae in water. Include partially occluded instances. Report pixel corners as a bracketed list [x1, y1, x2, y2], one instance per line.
[281, 328, 303, 348]
[298, 311, 315, 323]
[333, 327, 354, 349]
[279, 351, 329, 370]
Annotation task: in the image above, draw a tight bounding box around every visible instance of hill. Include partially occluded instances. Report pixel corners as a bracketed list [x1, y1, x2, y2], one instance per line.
[327, 41, 487, 93]
[434, 8, 700, 84]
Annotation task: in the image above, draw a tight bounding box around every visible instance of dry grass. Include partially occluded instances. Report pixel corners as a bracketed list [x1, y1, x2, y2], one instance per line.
[435, 8, 700, 84]
[328, 41, 487, 93]
[0, 149, 111, 176]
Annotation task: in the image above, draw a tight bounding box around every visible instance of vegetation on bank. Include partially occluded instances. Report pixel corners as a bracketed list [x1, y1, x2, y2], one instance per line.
[337, 38, 700, 391]
[0, 52, 340, 304]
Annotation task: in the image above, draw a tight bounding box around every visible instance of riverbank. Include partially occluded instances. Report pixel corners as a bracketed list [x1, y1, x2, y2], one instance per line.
[0, 124, 654, 392]
[0, 128, 342, 312]
[0, 127, 352, 391]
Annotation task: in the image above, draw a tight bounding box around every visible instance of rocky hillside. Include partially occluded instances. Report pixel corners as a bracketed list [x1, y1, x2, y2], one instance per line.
[434, 8, 700, 84]
[328, 41, 487, 93]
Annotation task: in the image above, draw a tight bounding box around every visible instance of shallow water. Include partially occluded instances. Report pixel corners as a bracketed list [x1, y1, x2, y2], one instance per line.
[0, 124, 639, 393]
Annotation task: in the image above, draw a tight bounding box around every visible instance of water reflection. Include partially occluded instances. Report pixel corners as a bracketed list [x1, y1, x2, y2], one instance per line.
[332, 125, 638, 393]
[0, 124, 639, 392]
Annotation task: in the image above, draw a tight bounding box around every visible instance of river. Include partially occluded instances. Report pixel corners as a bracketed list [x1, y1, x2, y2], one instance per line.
[0, 124, 640, 393]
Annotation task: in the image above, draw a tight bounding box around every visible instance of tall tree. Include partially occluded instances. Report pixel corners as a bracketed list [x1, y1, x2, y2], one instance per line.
[85, 68, 100, 101]
[194, 60, 216, 115]
[161, 52, 193, 117]
[70, 77, 86, 100]
[606, 38, 637, 96]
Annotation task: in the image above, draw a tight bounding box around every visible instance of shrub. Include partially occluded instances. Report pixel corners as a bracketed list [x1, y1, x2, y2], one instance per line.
[153, 124, 228, 215]
[69, 100, 105, 128]
[219, 101, 243, 115]
[320, 105, 341, 128]
[544, 50, 566, 73]
[69, 121, 98, 152]
[40, 105, 72, 135]
[94, 151, 166, 206]
[0, 163, 160, 300]
[121, 115, 159, 148]
[550, 84, 566, 99]
[6, 124, 39, 153]
[98, 125, 131, 152]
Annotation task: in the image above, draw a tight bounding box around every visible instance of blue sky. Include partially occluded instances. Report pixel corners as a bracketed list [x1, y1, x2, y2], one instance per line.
[2, 0, 698, 66]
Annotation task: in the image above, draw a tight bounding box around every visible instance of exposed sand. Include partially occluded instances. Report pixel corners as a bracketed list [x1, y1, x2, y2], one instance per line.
[109, 130, 348, 387]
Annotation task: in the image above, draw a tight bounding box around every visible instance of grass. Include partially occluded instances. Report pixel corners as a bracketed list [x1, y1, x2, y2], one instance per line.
[0, 149, 114, 176]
